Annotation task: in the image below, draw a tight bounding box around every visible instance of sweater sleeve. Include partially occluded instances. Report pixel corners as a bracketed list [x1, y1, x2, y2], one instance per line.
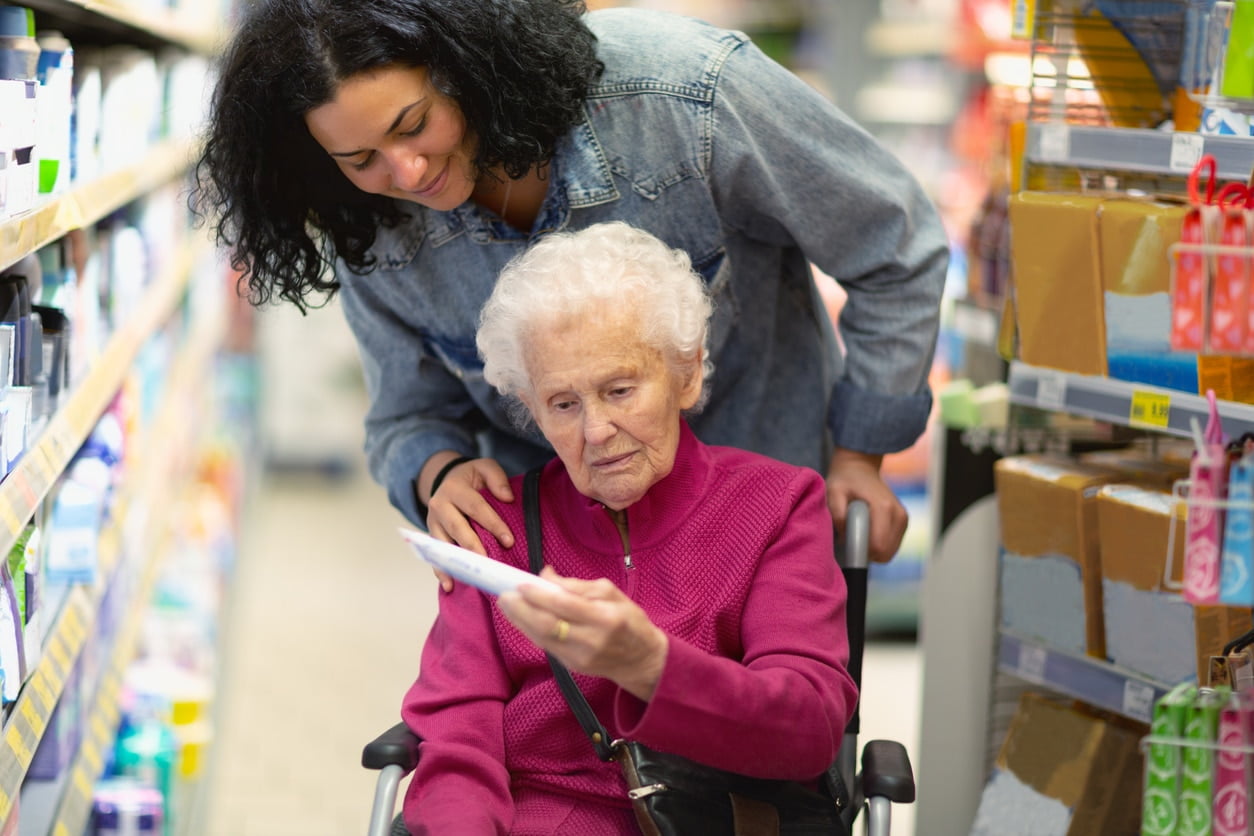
[400, 585, 516, 835]
[612, 470, 857, 780]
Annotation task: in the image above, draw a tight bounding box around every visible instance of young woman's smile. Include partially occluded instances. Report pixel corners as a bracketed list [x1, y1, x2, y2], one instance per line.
[305, 64, 479, 210]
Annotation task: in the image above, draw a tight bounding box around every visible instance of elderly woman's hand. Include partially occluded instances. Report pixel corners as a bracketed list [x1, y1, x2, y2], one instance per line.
[499, 567, 669, 702]
[825, 447, 908, 563]
[423, 456, 517, 591]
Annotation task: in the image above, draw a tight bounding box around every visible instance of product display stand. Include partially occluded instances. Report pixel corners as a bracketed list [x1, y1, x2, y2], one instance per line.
[923, 2, 1254, 830]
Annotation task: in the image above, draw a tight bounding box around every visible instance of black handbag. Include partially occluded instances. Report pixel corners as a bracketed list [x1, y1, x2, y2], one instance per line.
[522, 467, 849, 836]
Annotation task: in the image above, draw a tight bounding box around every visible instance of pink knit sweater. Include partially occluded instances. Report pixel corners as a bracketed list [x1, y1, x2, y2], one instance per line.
[401, 423, 857, 835]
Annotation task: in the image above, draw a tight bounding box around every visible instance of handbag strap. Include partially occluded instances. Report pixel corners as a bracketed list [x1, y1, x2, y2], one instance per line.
[523, 466, 617, 762]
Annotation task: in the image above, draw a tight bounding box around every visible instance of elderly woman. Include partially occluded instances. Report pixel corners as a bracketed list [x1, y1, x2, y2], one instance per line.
[400, 222, 857, 835]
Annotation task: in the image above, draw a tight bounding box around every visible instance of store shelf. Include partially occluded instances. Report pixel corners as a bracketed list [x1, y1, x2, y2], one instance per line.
[49, 306, 223, 835]
[0, 234, 205, 565]
[0, 239, 218, 826]
[998, 630, 1172, 724]
[0, 138, 196, 274]
[1007, 361, 1254, 439]
[48, 531, 166, 836]
[1024, 122, 1254, 180]
[18, 0, 222, 54]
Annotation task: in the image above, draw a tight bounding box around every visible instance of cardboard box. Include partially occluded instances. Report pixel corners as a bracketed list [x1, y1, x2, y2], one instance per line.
[1098, 198, 1197, 394]
[1010, 192, 1107, 376]
[996, 455, 1133, 658]
[972, 693, 1145, 836]
[1096, 483, 1254, 683]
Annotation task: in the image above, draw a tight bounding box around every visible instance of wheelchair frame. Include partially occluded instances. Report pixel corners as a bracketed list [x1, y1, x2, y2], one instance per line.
[362, 500, 916, 835]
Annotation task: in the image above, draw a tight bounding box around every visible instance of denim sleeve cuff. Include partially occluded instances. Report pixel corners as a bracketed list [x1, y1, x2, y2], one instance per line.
[827, 381, 932, 455]
[385, 433, 478, 528]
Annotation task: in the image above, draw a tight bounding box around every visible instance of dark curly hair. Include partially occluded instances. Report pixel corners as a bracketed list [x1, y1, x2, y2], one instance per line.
[192, 0, 602, 311]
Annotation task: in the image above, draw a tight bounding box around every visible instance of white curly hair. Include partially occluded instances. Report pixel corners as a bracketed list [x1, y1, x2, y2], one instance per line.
[476, 221, 715, 425]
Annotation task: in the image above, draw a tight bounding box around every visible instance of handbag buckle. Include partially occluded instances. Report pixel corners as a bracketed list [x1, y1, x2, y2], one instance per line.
[627, 783, 669, 800]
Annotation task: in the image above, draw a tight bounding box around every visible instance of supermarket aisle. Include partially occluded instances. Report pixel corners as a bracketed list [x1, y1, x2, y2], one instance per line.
[203, 459, 922, 835]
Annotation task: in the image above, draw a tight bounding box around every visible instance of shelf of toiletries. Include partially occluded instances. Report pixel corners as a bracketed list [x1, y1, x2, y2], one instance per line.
[998, 630, 1173, 725]
[0, 291, 224, 829]
[1007, 361, 1254, 440]
[0, 234, 205, 563]
[16, 0, 221, 55]
[1024, 122, 1254, 180]
[0, 138, 196, 273]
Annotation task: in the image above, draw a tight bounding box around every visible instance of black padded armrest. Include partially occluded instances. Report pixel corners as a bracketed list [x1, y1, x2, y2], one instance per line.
[362, 722, 423, 772]
[861, 739, 915, 803]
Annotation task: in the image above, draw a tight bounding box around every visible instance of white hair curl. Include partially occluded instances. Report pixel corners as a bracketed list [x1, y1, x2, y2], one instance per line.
[477, 222, 715, 425]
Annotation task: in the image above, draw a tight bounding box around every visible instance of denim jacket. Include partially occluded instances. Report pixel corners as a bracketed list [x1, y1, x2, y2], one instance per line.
[336, 7, 950, 526]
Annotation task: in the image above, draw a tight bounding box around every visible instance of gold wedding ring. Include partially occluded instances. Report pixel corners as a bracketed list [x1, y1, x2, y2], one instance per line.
[553, 619, 571, 642]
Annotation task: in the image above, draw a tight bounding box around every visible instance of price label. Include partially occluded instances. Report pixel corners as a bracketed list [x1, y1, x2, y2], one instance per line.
[1017, 642, 1048, 682]
[1129, 391, 1171, 428]
[1169, 133, 1206, 173]
[1012, 0, 1037, 38]
[1036, 371, 1067, 410]
[1123, 680, 1156, 722]
[1038, 123, 1071, 164]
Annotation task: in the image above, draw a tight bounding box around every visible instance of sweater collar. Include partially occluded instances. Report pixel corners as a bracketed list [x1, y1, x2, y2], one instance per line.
[547, 420, 711, 552]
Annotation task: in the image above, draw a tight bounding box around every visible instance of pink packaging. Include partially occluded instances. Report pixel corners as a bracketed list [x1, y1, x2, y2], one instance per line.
[1184, 391, 1229, 605]
[1209, 210, 1251, 353]
[1173, 206, 1209, 351]
[1214, 696, 1250, 835]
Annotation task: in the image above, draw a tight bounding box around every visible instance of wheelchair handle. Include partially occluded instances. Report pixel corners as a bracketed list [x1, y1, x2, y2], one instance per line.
[838, 499, 871, 571]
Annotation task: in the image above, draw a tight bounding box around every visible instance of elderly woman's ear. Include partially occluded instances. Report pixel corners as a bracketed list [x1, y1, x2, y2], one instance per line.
[678, 351, 704, 411]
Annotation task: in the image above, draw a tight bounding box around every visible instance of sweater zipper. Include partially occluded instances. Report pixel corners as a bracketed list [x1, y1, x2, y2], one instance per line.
[608, 509, 636, 590]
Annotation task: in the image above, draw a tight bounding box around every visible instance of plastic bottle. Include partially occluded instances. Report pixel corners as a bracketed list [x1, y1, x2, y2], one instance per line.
[0, 7, 38, 82]
[35, 30, 73, 193]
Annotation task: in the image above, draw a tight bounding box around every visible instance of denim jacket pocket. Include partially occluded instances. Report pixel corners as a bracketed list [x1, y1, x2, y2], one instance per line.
[373, 212, 432, 273]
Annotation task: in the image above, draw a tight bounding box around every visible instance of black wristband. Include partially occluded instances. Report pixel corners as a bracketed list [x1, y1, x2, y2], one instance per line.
[430, 455, 474, 501]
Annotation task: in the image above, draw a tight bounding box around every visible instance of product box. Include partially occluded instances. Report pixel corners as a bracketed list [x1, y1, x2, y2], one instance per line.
[1009, 192, 1108, 376]
[1180, 687, 1228, 836]
[1077, 447, 1190, 488]
[971, 692, 1145, 836]
[1221, 455, 1254, 606]
[0, 79, 38, 220]
[1212, 691, 1250, 836]
[1096, 483, 1254, 683]
[1098, 198, 1197, 393]
[996, 455, 1133, 657]
[1142, 682, 1197, 836]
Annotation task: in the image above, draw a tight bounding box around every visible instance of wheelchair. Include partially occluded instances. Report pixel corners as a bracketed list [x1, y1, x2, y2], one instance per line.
[362, 500, 916, 835]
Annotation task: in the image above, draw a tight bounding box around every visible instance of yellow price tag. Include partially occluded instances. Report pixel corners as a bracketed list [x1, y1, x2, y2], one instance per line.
[19, 699, 44, 738]
[1012, 0, 1036, 39]
[1130, 391, 1171, 428]
[5, 725, 31, 765]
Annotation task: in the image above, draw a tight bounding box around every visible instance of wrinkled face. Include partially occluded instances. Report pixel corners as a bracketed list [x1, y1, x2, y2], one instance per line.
[304, 63, 478, 209]
[523, 309, 703, 511]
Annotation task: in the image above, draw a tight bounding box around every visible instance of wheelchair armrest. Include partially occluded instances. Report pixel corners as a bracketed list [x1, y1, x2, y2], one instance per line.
[362, 722, 423, 773]
[860, 739, 915, 804]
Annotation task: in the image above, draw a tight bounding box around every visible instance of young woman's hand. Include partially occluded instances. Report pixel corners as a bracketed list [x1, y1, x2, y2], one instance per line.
[825, 447, 908, 563]
[421, 455, 516, 591]
[499, 567, 669, 702]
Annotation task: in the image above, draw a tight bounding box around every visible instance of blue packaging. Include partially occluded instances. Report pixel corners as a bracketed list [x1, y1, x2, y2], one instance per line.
[1221, 454, 1254, 605]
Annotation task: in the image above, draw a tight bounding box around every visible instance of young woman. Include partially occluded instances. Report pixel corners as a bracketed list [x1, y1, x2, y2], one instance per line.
[193, 0, 949, 565]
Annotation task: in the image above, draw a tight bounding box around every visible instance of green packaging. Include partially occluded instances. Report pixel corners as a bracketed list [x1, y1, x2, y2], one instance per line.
[1179, 686, 1231, 836]
[1222, 0, 1254, 99]
[1143, 682, 1197, 836]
